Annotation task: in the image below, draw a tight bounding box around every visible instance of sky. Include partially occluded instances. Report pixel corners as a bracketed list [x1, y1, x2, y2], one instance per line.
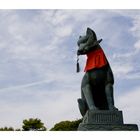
[0, 10, 140, 130]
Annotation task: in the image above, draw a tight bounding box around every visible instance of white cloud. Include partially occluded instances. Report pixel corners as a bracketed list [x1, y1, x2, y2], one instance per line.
[116, 87, 140, 127]
[112, 62, 134, 79]
[129, 14, 140, 52]
[0, 83, 81, 129]
[134, 40, 140, 50]
[55, 25, 73, 37]
[125, 72, 140, 80]
[0, 79, 53, 92]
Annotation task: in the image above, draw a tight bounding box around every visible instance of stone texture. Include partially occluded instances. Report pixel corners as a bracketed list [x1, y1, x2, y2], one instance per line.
[78, 110, 138, 131]
[82, 110, 123, 125]
[78, 124, 138, 131]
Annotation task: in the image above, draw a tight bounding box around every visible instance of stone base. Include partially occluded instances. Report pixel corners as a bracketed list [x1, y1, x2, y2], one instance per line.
[78, 110, 138, 131]
[78, 124, 138, 131]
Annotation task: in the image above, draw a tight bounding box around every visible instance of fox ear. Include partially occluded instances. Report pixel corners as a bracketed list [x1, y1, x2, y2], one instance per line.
[86, 27, 93, 36]
[86, 27, 97, 40]
[87, 27, 90, 30]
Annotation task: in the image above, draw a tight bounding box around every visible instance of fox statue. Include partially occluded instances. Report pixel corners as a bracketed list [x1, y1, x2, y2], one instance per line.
[77, 28, 118, 116]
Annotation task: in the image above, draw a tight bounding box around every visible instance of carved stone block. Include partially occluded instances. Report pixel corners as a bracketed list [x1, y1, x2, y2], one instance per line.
[78, 110, 138, 131]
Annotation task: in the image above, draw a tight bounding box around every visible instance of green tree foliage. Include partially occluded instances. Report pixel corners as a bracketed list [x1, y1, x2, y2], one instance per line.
[50, 119, 82, 131]
[22, 118, 47, 131]
[0, 127, 14, 131]
[15, 128, 21, 131]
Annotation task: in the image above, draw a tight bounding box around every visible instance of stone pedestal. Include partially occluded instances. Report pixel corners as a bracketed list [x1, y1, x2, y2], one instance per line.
[78, 110, 138, 131]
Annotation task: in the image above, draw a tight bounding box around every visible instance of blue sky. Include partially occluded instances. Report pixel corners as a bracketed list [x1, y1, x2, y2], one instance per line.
[0, 10, 140, 129]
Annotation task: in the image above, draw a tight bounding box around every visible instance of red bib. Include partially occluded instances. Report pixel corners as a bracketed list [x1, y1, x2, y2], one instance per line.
[84, 48, 107, 72]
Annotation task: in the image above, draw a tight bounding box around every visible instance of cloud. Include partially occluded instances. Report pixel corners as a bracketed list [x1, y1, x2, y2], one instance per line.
[111, 61, 134, 79]
[0, 81, 81, 129]
[0, 80, 53, 92]
[116, 86, 140, 127]
[125, 72, 140, 80]
[55, 25, 73, 37]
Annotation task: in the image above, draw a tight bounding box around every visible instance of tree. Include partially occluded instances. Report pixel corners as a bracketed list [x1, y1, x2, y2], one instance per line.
[0, 127, 14, 131]
[50, 119, 82, 131]
[15, 128, 21, 131]
[22, 118, 47, 131]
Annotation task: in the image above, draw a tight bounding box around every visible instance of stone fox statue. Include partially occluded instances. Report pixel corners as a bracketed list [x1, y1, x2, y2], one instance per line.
[77, 28, 117, 116]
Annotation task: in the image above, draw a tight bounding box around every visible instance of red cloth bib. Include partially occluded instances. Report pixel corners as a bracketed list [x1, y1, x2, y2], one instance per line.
[84, 48, 107, 72]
